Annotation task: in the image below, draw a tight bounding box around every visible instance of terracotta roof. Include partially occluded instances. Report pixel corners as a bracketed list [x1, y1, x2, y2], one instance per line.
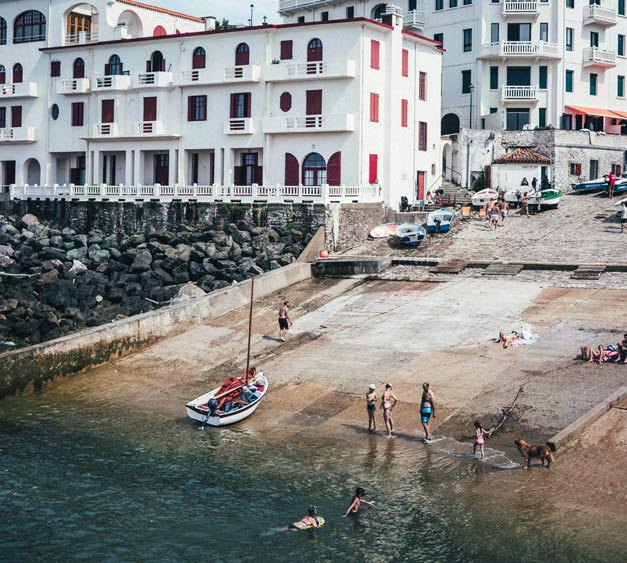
[494, 148, 551, 165]
[118, 0, 203, 23]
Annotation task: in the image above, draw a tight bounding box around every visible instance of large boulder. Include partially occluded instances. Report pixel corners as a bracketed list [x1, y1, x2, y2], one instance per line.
[69, 259, 88, 275]
[20, 214, 39, 228]
[172, 282, 206, 303]
[0, 244, 14, 257]
[131, 250, 153, 272]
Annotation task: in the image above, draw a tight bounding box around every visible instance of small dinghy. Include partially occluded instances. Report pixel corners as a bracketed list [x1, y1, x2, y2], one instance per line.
[427, 208, 455, 233]
[394, 223, 426, 246]
[370, 223, 401, 239]
[531, 188, 562, 208]
[471, 189, 498, 207]
[571, 177, 607, 192]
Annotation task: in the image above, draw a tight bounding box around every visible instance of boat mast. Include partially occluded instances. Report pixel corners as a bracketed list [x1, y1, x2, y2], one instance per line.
[245, 276, 254, 385]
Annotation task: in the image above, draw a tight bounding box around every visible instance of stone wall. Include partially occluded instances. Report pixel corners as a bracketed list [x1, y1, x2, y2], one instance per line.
[325, 203, 386, 251]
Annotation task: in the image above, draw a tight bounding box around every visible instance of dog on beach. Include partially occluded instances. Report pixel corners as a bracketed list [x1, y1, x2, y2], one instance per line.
[515, 438, 555, 469]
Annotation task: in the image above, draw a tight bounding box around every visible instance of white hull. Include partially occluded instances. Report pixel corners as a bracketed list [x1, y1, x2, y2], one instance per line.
[471, 189, 499, 207]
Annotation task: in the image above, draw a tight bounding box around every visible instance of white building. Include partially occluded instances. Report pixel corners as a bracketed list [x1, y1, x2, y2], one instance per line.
[0, 0, 444, 208]
[281, 0, 627, 137]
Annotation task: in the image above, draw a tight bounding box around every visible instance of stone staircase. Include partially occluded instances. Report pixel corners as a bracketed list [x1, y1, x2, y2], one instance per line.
[423, 181, 473, 211]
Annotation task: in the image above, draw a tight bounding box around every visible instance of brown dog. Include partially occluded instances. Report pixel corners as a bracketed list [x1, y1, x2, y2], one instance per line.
[515, 438, 555, 469]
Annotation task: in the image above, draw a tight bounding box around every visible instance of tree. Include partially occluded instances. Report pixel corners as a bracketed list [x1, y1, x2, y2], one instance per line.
[215, 18, 231, 29]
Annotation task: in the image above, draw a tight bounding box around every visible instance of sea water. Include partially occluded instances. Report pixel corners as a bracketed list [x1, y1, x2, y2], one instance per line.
[1, 395, 625, 563]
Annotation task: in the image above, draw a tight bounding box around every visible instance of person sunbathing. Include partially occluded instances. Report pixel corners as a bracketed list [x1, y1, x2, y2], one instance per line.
[588, 345, 619, 364]
[498, 330, 520, 349]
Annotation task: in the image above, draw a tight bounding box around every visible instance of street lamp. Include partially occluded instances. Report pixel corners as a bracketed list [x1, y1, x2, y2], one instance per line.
[469, 83, 475, 129]
[249, 4, 254, 27]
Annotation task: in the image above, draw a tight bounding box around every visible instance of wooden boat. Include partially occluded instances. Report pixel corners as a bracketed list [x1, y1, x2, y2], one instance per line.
[369, 223, 401, 238]
[426, 208, 455, 233]
[504, 188, 537, 206]
[531, 188, 562, 208]
[394, 223, 426, 246]
[570, 177, 607, 192]
[471, 188, 498, 207]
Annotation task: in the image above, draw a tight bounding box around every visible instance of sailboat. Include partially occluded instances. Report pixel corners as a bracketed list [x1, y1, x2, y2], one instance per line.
[186, 276, 269, 427]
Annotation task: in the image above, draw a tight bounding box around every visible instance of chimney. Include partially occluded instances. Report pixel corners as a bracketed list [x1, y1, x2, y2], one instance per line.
[381, 4, 404, 28]
[202, 16, 216, 31]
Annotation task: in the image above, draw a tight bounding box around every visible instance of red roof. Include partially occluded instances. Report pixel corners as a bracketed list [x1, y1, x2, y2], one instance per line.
[118, 0, 203, 23]
[494, 148, 551, 165]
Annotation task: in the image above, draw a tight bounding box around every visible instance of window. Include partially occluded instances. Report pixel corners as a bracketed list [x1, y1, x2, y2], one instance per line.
[346, 6, 355, 18]
[153, 25, 167, 37]
[371, 40, 380, 69]
[566, 28, 574, 51]
[463, 29, 472, 52]
[297, 16, 305, 23]
[590, 73, 598, 95]
[539, 23, 548, 42]
[235, 43, 250, 66]
[450, 0, 458, 6]
[539, 108, 546, 128]
[280, 92, 292, 112]
[71, 102, 84, 126]
[13, 11, 46, 43]
[321, 11, 329, 21]
[188, 95, 207, 121]
[435, 0, 444, 10]
[539, 66, 547, 89]
[369, 154, 378, 184]
[434, 33, 443, 47]
[0, 17, 6, 45]
[463, 0, 472, 4]
[73, 58, 85, 79]
[0, 65, 5, 85]
[68, 11, 91, 40]
[370, 92, 380, 122]
[50, 61, 61, 78]
[280, 40, 293, 60]
[462, 69, 472, 93]
[619, 35, 625, 57]
[11, 105, 22, 128]
[620, 0, 626, 16]
[590, 160, 599, 180]
[491, 23, 499, 44]
[0, 107, 5, 128]
[308, 38, 323, 62]
[402, 49, 409, 77]
[192, 47, 206, 69]
[107, 55, 123, 76]
[419, 72, 427, 100]
[302, 153, 327, 186]
[590, 31, 599, 48]
[566, 0, 574, 7]
[401, 99, 408, 127]
[570, 162, 582, 176]
[565, 70, 574, 93]
[12, 63, 23, 84]
[490, 66, 498, 90]
[418, 122, 428, 151]
[619, 75, 625, 98]
[506, 108, 529, 130]
[230, 93, 251, 118]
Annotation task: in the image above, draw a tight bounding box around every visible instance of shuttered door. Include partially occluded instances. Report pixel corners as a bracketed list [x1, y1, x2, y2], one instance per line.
[307, 42, 323, 62]
[11, 106, 22, 128]
[192, 53, 205, 69]
[306, 90, 322, 115]
[13, 66, 23, 83]
[143, 97, 157, 122]
[73, 59, 85, 79]
[285, 153, 299, 185]
[280, 40, 293, 60]
[101, 100, 114, 123]
[327, 152, 341, 186]
[254, 166, 263, 185]
[401, 99, 408, 127]
[369, 154, 378, 184]
[417, 171, 425, 200]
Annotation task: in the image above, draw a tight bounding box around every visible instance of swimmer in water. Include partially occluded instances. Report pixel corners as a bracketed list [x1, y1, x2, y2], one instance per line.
[344, 487, 375, 517]
[290, 505, 321, 529]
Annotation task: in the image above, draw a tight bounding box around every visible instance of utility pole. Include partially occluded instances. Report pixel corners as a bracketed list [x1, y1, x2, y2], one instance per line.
[249, 4, 254, 26]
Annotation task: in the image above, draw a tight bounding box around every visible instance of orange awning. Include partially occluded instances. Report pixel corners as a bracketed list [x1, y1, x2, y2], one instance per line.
[565, 105, 625, 119]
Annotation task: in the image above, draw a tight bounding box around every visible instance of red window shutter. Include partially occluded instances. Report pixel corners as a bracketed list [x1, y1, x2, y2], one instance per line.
[78, 102, 84, 126]
[419, 72, 427, 101]
[102, 100, 114, 123]
[187, 96, 193, 121]
[161, 58, 166, 72]
[192, 53, 205, 69]
[401, 49, 408, 77]
[235, 45, 250, 66]
[73, 60, 85, 79]
[306, 90, 322, 115]
[327, 152, 342, 186]
[13, 66, 23, 83]
[369, 154, 378, 184]
[143, 97, 157, 121]
[230, 94, 237, 118]
[285, 153, 299, 185]
[280, 92, 292, 112]
[11, 106, 22, 128]
[0, 70, 5, 84]
[51, 61, 61, 77]
[280, 40, 293, 60]
[146, 60, 151, 72]
[254, 166, 263, 185]
[401, 99, 408, 127]
[245, 93, 251, 117]
[370, 93, 379, 123]
[417, 171, 425, 200]
[104, 63, 111, 76]
[371, 40, 380, 70]
[575, 163, 582, 176]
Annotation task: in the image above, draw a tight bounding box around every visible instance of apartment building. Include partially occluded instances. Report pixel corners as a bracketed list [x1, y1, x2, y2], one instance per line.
[281, 0, 627, 137]
[0, 0, 443, 208]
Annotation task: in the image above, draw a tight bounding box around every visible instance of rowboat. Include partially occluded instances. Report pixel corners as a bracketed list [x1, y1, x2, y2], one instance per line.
[471, 188, 499, 207]
[186, 373, 269, 426]
[426, 208, 455, 233]
[531, 188, 562, 208]
[570, 177, 607, 192]
[504, 188, 537, 206]
[394, 223, 426, 246]
[369, 223, 401, 238]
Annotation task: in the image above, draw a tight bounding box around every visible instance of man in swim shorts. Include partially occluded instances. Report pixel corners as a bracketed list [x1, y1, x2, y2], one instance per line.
[420, 382, 436, 443]
[278, 301, 293, 342]
[366, 384, 377, 432]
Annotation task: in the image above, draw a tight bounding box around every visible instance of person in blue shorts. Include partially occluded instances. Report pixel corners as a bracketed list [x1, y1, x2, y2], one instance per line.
[420, 382, 436, 443]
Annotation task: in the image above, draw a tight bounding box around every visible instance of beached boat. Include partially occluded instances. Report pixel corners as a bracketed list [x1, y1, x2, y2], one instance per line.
[394, 223, 426, 246]
[504, 188, 537, 206]
[426, 208, 455, 233]
[533, 188, 563, 208]
[605, 178, 627, 194]
[570, 177, 608, 192]
[369, 223, 401, 239]
[471, 189, 499, 207]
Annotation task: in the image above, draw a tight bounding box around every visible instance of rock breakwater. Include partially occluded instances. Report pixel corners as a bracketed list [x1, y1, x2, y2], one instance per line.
[0, 213, 314, 346]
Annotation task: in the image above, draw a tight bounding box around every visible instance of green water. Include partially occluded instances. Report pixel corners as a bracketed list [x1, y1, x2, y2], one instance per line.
[1, 395, 625, 563]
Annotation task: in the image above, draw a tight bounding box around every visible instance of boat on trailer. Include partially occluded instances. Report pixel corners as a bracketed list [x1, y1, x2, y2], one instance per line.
[394, 223, 426, 246]
[426, 208, 455, 233]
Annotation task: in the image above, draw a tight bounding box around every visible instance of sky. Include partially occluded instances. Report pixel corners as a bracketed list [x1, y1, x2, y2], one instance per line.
[151, 0, 282, 25]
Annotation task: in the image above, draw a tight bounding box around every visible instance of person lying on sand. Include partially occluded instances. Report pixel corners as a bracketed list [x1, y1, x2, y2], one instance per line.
[498, 330, 520, 349]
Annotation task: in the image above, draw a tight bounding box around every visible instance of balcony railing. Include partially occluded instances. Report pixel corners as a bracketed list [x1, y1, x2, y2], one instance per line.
[94, 75, 131, 90]
[181, 65, 261, 85]
[95, 123, 118, 136]
[501, 85, 539, 102]
[224, 118, 255, 134]
[583, 47, 617, 67]
[0, 82, 38, 98]
[264, 113, 355, 134]
[403, 10, 425, 28]
[58, 78, 90, 95]
[10, 183, 382, 204]
[137, 121, 165, 135]
[583, 4, 617, 26]
[265, 60, 356, 82]
[278, 0, 334, 12]
[503, 1, 539, 15]
[65, 31, 99, 45]
[135, 72, 174, 88]
[0, 127, 36, 142]
[481, 41, 560, 58]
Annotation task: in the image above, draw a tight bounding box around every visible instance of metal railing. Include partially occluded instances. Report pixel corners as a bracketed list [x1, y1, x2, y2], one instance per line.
[503, 1, 538, 14]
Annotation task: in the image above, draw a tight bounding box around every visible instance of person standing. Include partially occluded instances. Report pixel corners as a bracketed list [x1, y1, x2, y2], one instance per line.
[381, 383, 398, 438]
[473, 420, 492, 459]
[608, 172, 616, 198]
[366, 384, 378, 432]
[621, 201, 627, 232]
[531, 177, 538, 192]
[499, 200, 509, 227]
[278, 301, 293, 342]
[420, 383, 436, 443]
[520, 192, 529, 217]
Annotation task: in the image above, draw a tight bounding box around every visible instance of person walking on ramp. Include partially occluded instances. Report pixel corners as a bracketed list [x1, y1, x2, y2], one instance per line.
[278, 301, 293, 342]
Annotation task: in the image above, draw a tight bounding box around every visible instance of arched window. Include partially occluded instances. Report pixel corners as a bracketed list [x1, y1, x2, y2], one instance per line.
[150, 50, 165, 72]
[302, 153, 327, 186]
[107, 54, 123, 76]
[235, 43, 250, 66]
[153, 25, 167, 37]
[0, 17, 7, 45]
[307, 38, 323, 62]
[441, 113, 461, 136]
[280, 92, 292, 112]
[372, 4, 387, 20]
[14, 11, 47, 43]
[73, 58, 85, 79]
[12, 63, 23, 83]
[192, 46, 206, 69]
[0, 65, 5, 85]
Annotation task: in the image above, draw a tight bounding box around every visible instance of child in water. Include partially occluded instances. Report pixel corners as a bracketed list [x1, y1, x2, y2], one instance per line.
[344, 487, 375, 516]
[290, 505, 322, 529]
[473, 420, 492, 459]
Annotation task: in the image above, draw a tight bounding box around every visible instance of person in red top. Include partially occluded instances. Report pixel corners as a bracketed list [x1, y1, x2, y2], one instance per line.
[607, 172, 616, 198]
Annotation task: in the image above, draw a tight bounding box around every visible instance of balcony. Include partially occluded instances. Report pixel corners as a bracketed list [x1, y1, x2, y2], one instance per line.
[135, 72, 174, 89]
[94, 75, 131, 91]
[265, 60, 356, 82]
[263, 113, 355, 134]
[0, 82, 38, 99]
[65, 31, 99, 45]
[94, 123, 119, 137]
[58, 78, 90, 95]
[481, 41, 560, 59]
[583, 5, 617, 27]
[0, 127, 36, 143]
[583, 47, 617, 68]
[278, 0, 334, 13]
[503, 1, 539, 16]
[181, 65, 261, 86]
[403, 10, 425, 29]
[224, 118, 255, 135]
[137, 121, 166, 136]
[501, 85, 539, 103]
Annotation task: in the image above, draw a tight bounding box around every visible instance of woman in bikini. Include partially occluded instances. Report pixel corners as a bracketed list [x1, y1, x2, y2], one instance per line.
[366, 384, 377, 432]
[344, 487, 375, 517]
[420, 383, 436, 443]
[290, 505, 321, 529]
[473, 420, 492, 459]
[381, 383, 398, 438]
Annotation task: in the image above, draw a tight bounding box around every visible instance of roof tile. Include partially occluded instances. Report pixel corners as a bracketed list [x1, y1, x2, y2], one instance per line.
[494, 148, 551, 165]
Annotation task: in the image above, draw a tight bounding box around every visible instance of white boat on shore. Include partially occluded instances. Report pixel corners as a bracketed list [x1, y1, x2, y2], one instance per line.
[504, 188, 537, 206]
[427, 208, 455, 233]
[394, 223, 426, 246]
[471, 189, 499, 207]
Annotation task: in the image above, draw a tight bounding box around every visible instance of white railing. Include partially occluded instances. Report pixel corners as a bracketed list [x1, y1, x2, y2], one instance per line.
[483, 41, 559, 58]
[583, 47, 617, 66]
[14, 33, 46, 44]
[10, 183, 382, 204]
[265, 60, 356, 82]
[0, 82, 38, 98]
[501, 85, 538, 101]
[264, 113, 355, 134]
[278, 0, 332, 11]
[503, 1, 538, 14]
[58, 78, 90, 94]
[0, 127, 35, 142]
[135, 72, 173, 88]
[403, 10, 425, 28]
[181, 65, 261, 85]
[95, 123, 118, 136]
[94, 74, 132, 90]
[224, 118, 255, 134]
[583, 4, 617, 25]
[65, 31, 99, 45]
